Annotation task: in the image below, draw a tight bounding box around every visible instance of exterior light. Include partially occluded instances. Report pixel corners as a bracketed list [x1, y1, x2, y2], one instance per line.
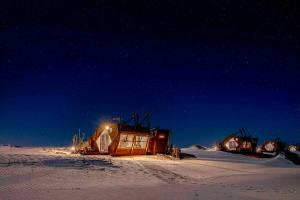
[158, 135, 165, 139]
[105, 125, 110, 130]
[70, 146, 75, 151]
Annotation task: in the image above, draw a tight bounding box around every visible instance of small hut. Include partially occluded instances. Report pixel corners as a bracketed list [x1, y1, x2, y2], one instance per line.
[260, 138, 285, 155]
[85, 113, 170, 156]
[285, 143, 300, 165]
[219, 128, 258, 154]
[288, 143, 300, 152]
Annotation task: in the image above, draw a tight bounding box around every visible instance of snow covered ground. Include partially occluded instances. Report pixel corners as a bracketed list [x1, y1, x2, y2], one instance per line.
[0, 145, 299, 200]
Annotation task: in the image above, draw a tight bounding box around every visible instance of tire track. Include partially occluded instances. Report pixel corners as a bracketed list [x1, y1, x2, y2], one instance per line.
[138, 162, 197, 184]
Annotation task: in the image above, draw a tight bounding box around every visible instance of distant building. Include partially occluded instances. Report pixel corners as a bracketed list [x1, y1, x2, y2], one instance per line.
[85, 113, 170, 156]
[288, 144, 300, 152]
[259, 138, 285, 155]
[219, 128, 258, 154]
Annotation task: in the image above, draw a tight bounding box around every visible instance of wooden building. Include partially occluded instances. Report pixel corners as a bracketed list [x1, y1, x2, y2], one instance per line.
[219, 128, 258, 154]
[86, 114, 170, 156]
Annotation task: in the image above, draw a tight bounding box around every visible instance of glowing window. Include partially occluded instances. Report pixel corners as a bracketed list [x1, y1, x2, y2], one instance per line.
[228, 141, 238, 149]
[225, 138, 238, 151]
[265, 142, 275, 152]
[118, 134, 134, 148]
[133, 135, 148, 148]
[242, 141, 251, 149]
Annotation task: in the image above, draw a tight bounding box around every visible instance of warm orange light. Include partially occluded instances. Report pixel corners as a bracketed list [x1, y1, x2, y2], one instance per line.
[158, 135, 165, 139]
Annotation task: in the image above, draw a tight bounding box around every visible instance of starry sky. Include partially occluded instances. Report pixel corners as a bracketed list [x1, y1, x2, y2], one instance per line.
[0, 1, 300, 147]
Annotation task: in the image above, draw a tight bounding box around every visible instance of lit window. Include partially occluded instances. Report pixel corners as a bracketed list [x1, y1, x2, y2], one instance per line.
[265, 142, 275, 152]
[118, 134, 134, 148]
[133, 135, 148, 148]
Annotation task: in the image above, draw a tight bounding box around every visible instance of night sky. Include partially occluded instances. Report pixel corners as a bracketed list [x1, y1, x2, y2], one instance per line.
[0, 1, 300, 147]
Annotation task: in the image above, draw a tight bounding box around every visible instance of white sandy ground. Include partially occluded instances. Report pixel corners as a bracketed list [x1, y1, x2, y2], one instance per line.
[0, 145, 299, 200]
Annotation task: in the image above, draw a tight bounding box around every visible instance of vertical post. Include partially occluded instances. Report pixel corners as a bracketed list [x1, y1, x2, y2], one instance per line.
[145, 136, 149, 155]
[153, 131, 157, 154]
[130, 134, 136, 155]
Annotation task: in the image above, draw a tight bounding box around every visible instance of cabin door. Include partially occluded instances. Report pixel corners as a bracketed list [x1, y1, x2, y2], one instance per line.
[100, 134, 110, 152]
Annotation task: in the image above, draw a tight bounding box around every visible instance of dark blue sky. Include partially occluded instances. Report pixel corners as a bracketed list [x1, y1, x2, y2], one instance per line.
[0, 1, 300, 147]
